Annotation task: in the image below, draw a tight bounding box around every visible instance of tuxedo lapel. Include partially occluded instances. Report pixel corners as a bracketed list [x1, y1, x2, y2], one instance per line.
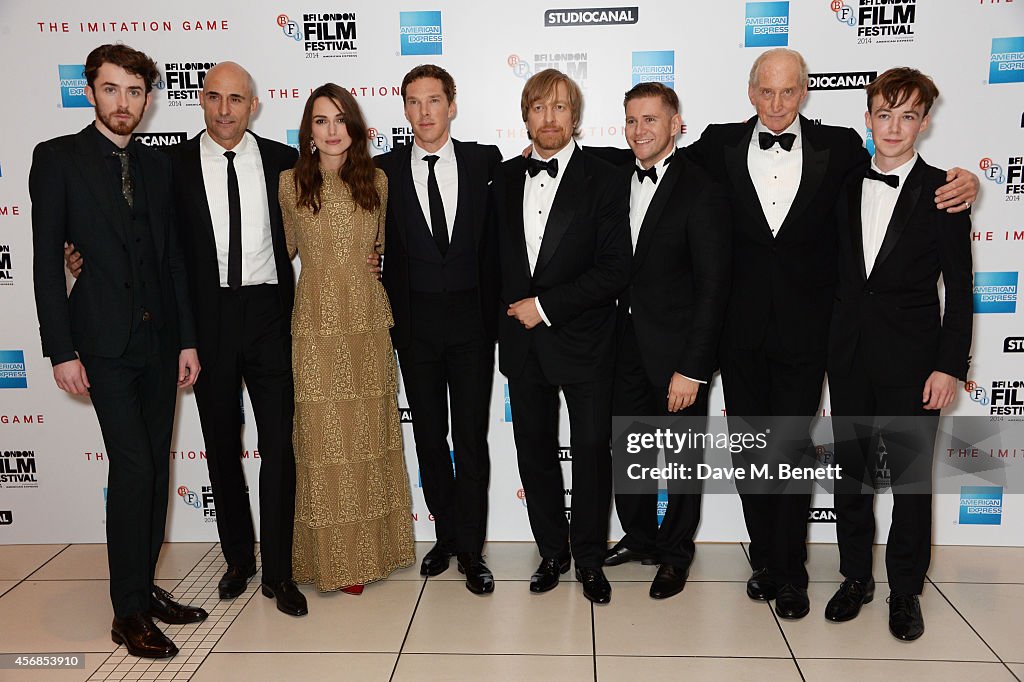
[846, 171, 868, 282]
[138, 150, 166, 261]
[395, 144, 418, 247]
[778, 117, 829, 237]
[72, 128, 128, 245]
[725, 121, 771, 238]
[505, 157, 531, 282]
[872, 158, 924, 273]
[534, 147, 581, 277]
[632, 154, 683, 273]
[452, 141, 474, 245]
[182, 135, 217, 251]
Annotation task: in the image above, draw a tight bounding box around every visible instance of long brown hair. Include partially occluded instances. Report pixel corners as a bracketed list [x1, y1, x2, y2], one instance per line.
[293, 83, 380, 214]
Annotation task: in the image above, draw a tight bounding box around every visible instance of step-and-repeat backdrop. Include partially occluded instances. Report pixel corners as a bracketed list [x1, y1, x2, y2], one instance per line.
[1, 1, 1022, 547]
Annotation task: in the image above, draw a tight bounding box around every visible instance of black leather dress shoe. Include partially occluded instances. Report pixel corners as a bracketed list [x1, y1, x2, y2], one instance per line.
[261, 580, 309, 617]
[218, 562, 257, 599]
[888, 592, 924, 641]
[774, 584, 810, 619]
[420, 543, 453, 577]
[649, 564, 689, 600]
[457, 553, 495, 595]
[603, 541, 657, 567]
[149, 585, 208, 625]
[576, 567, 612, 604]
[825, 578, 875, 622]
[746, 567, 778, 601]
[111, 613, 178, 659]
[529, 555, 571, 593]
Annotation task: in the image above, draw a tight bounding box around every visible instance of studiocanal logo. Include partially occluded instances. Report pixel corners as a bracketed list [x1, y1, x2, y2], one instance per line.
[990, 36, 1024, 85]
[959, 486, 1002, 525]
[507, 52, 588, 83]
[400, 11, 442, 56]
[0, 244, 12, 286]
[544, 6, 638, 26]
[809, 507, 837, 522]
[973, 271, 1018, 314]
[58, 64, 89, 108]
[134, 132, 187, 147]
[807, 71, 876, 91]
[745, 2, 789, 48]
[631, 51, 674, 88]
[830, 0, 916, 45]
[0, 351, 27, 389]
[0, 510, 11, 526]
[277, 12, 358, 58]
[0, 450, 38, 489]
[163, 62, 215, 105]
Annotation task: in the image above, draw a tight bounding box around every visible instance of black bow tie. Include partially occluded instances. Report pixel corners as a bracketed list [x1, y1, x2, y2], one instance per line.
[865, 167, 899, 189]
[635, 165, 658, 184]
[527, 157, 558, 178]
[758, 131, 796, 151]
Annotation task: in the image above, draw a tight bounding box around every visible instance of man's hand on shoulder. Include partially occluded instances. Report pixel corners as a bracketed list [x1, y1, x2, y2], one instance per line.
[935, 168, 979, 213]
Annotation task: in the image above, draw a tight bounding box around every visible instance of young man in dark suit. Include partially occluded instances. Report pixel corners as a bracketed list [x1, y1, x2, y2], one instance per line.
[495, 69, 631, 604]
[375, 65, 502, 594]
[68, 61, 306, 617]
[684, 48, 978, 620]
[31, 44, 206, 658]
[587, 83, 731, 599]
[825, 68, 972, 641]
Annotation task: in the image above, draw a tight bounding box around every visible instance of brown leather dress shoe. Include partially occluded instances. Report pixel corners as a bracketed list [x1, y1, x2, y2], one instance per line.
[149, 585, 208, 625]
[111, 613, 178, 659]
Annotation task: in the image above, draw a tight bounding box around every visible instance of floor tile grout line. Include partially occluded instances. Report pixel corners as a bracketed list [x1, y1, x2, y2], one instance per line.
[390, 575, 428, 682]
[591, 602, 597, 682]
[20, 542, 72, 581]
[740, 541, 806, 682]
[927, 576, 1013, 674]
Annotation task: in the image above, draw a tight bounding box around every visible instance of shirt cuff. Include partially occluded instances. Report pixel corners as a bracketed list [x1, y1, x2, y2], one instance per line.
[50, 352, 78, 366]
[535, 297, 552, 327]
[680, 374, 707, 385]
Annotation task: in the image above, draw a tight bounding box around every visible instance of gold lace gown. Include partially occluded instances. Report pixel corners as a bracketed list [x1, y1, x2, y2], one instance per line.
[279, 167, 414, 590]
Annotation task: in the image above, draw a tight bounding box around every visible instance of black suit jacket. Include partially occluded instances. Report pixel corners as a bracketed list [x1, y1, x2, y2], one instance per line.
[375, 139, 503, 348]
[495, 146, 631, 384]
[165, 131, 297, 366]
[31, 125, 196, 361]
[589, 149, 732, 387]
[685, 115, 867, 356]
[829, 157, 973, 387]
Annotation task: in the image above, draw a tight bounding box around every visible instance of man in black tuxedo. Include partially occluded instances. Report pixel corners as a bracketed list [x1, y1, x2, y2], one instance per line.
[31, 44, 207, 658]
[684, 48, 978, 620]
[67, 61, 306, 616]
[495, 69, 631, 604]
[825, 68, 972, 641]
[591, 82, 731, 600]
[375, 65, 502, 594]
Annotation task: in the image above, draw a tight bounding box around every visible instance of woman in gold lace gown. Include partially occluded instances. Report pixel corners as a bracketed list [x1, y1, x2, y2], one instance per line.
[279, 83, 414, 593]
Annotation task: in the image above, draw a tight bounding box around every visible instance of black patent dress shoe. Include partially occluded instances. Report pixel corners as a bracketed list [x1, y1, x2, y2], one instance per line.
[261, 580, 309, 617]
[746, 567, 778, 601]
[603, 541, 658, 567]
[575, 567, 612, 604]
[888, 592, 924, 641]
[529, 555, 571, 593]
[649, 563, 689, 600]
[774, 584, 810, 619]
[111, 613, 178, 659]
[457, 552, 495, 595]
[825, 578, 875, 622]
[420, 543, 453, 577]
[218, 562, 257, 599]
[149, 585, 208, 624]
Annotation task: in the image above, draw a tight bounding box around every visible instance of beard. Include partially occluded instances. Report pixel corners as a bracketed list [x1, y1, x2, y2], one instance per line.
[98, 107, 142, 136]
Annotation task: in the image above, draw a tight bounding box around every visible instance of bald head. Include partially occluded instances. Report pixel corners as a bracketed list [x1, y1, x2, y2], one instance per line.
[199, 61, 259, 150]
[748, 48, 808, 90]
[747, 48, 808, 133]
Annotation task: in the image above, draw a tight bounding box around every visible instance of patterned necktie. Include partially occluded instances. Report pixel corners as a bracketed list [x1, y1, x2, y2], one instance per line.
[758, 131, 796, 152]
[865, 167, 899, 189]
[113, 149, 133, 208]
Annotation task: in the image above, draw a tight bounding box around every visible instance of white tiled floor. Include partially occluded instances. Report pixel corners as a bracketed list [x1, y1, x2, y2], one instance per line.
[0, 542, 1020, 681]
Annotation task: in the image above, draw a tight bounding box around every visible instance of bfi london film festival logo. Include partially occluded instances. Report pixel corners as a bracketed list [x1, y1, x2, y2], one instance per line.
[177, 485, 217, 521]
[368, 126, 414, 154]
[507, 51, 588, 83]
[807, 71, 877, 91]
[0, 351, 28, 389]
[58, 64, 89, 108]
[830, 0, 916, 44]
[631, 51, 674, 88]
[0, 243, 12, 286]
[990, 37, 1024, 85]
[544, 6, 638, 27]
[277, 12, 358, 58]
[979, 155, 1024, 202]
[400, 11, 442, 56]
[744, 2, 789, 48]
[965, 379, 1024, 417]
[0, 450, 38, 489]
[163, 62, 215, 106]
[973, 271, 1018, 314]
[959, 486, 1002, 525]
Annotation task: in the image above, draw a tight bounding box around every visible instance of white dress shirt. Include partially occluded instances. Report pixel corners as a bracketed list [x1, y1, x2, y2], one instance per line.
[524, 142, 578, 326]
[862, 153, 918, 276]
[748, 117, 803, 236]
[200, 131, 277, 286]
[411, 136, 458, 240]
